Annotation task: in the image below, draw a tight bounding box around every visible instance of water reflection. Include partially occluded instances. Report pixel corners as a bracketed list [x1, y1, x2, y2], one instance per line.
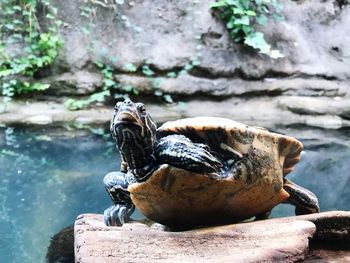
[0, 126, 349, 262]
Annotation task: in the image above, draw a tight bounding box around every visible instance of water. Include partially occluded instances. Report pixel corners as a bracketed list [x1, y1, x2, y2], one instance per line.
[0, 126, 117, 263]
[0, 125, 349, 262]
[272, 132, 350, 217]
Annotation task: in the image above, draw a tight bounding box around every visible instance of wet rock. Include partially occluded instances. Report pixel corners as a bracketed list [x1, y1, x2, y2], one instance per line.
[74, 211, 350, 263]
[74, 214, 315, 263]
[46, 225, 74, 263]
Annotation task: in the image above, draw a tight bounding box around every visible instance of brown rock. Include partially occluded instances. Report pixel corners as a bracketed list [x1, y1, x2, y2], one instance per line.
[74, 214, 316, 263]
[297, 211, 350, 242]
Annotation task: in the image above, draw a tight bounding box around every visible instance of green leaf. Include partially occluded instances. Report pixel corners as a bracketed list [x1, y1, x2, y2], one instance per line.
[123, 84, 134, 92]
[272, 13, 284, 22]
[256, 14, 268, 25]
[30, 83, 50, 91]
[209, 1, 227, 8]
[65, 98, 84, 110]
[233, 8, 244, 15]
[271, 0, 283, 12]
[163, 94, 173, 103]
[0, 69, 14, 77]
[244, 32, 270, 53]
[191, 59, 200, 66]
[184, 64, 193, 71]
[152, 78, 163, 88]
[5, 24, 15, 30]
[245, 10, 256, 16]
[226, 0, 238, 4]
[124, 63, 137, 72]
[142, 65, 155, 76]
[81, 27, 90, 35]
[13, 5, 22, 11]
[94, 61, 104, 68]
[104, 79, 116, 87]
[177, 101, 187, 111]
[234, 16, 250, 25]
[226, 20, 234, 29]
[13, 19, 22, 25]
[46, 14, 55, 20]
[166, 72, 177, 78]
[241, 25, 253, 34]
[154, 90, 163, 96]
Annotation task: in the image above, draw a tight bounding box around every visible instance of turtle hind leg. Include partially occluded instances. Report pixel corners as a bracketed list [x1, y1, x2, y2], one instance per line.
[103, 172, 135, 226]
[283, 178, 320, 215]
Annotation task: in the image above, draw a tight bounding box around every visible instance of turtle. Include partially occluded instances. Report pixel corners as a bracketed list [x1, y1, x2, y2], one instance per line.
[103, 99, 320, 227]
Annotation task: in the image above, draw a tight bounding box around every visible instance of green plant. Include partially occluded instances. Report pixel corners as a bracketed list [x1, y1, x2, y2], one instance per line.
[0, 0, 63, 103]
[210, 0, 284, 59]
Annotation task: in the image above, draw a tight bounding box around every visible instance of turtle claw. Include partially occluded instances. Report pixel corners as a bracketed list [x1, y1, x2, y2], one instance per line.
[104, 204, 134, 226]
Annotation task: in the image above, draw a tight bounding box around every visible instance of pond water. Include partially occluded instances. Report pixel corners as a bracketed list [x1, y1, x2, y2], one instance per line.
[0, 126, 116, 263]
[0, 125, 349, 262]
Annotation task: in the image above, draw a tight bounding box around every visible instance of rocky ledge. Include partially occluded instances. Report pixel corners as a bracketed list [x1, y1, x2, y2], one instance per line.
[74, 211, 350, 263]
[1, 96, 350, 130]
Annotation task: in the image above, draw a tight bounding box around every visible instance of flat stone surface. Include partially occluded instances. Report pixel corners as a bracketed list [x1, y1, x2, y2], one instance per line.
[75, 214, 317, 263]
[74, 211, 350, 263]
[1, 97, 350, 129]
[0, 100, 112, 125]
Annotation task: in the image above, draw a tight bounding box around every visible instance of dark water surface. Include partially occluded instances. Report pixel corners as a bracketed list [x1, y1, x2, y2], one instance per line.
[0, 126, 349, 262]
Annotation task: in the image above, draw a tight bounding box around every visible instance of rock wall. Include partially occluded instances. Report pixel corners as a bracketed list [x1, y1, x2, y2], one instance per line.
[5, 0, 350, 128]
[51, 0, 350, 87]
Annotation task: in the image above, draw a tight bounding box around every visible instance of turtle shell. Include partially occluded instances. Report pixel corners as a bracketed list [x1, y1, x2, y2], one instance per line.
[128, 117, 303, 227]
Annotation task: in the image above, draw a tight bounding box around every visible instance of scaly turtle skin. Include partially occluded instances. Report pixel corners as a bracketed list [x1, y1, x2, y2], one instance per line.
[103, 99, 320, 227]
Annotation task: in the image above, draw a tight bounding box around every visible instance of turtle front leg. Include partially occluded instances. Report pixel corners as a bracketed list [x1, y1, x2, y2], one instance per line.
[156, 134, 222, 174]
[283, 178, 320, 215]
[103, 172, 135, 226]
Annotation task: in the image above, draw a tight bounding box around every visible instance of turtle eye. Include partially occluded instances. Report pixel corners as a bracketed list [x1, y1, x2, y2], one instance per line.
[114, 101, 122, 110]
[137, 103, 146, 114]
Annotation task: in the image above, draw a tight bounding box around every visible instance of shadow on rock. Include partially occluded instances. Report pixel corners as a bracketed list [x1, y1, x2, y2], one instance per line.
[46, 225, 74, 263]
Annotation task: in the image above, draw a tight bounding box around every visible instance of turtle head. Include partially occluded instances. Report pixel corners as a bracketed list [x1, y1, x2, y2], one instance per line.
[111, 99, 157, 177]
